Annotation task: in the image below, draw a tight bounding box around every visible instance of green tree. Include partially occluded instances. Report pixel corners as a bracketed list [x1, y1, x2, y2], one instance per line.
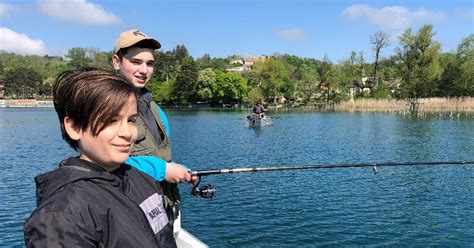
[155, 51, 177, 83]
[196, 68, 217, 102]
[395, 25, 442, 99]
[148, 78, 174, 104]
[196, 53, 212, 70]
[209, 57, 229, 72]
[214, 71, 247, 103]
[317, 55, 336, 106]
[66, 47, 91, 69]
[249, 58, 289, 103]
[91, 50, 113, 69]
[172, 57, 198, 103]
[4, 67, 43, 98]
[451, 34, 474, 96]
[174, 44, 189, 64]
[247, 87, 264, 104]
[296, 63, 319, 104]
[369, 83, 390, 99]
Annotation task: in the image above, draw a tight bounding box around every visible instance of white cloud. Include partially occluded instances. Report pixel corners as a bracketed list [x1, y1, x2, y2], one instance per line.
[342, 4, 447, 30]
[37, 0, 121, 26]
[0, 3, 14, 18]
[0, 27, 48, 56]
[274, 28, 309, 42]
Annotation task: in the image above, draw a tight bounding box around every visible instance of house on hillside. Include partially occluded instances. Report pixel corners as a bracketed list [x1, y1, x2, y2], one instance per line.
[229, 58, 244, 66]
[347, 76, 378, 101]
[226, 55, 267, 73]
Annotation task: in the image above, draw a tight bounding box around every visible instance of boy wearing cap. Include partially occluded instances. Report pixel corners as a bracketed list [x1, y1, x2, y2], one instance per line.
[112, 29, 193, 223]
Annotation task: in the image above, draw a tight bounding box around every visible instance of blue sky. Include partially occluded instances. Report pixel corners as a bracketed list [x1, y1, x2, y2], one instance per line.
[1, 0, 473, 62]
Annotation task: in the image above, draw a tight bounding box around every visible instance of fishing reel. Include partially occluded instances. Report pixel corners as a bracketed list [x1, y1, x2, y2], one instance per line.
[191, 176, 216, 199]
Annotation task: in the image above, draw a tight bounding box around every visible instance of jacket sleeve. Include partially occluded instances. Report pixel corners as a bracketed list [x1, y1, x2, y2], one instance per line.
[24, 211, 97, 247]
[127, 156, 167, 181]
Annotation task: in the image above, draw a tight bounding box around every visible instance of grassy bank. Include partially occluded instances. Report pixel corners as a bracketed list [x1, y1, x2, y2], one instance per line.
[335, 97, 474, 113]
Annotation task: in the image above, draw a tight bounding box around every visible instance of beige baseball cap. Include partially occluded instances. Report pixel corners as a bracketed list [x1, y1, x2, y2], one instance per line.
[113, 29, 161, 54]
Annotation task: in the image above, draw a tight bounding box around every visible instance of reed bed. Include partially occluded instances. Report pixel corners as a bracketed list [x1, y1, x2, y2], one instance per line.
[335, 97, 474, 113]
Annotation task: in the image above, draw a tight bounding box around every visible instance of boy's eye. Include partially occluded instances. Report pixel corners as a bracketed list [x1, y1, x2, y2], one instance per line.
[130, 59, 142, 65]
[128, 117, 137, 124]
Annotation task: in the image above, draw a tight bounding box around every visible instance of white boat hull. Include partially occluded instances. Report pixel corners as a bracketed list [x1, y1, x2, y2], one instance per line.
[246, 115, 272, 128]
[174, 212, 208, 248]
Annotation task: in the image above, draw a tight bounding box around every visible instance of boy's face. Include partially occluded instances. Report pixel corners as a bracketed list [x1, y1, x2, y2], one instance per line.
[113, 47, 155, 89]
[78, 95, 138, 167]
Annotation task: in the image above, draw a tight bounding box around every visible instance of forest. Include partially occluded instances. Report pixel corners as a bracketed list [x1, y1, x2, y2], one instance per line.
[0, 25, 472, 107]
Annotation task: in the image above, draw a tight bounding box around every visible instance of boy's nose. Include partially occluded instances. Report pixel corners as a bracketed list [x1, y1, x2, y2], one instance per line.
[138, 63, 148, 73]
[118, 122, 133, 138]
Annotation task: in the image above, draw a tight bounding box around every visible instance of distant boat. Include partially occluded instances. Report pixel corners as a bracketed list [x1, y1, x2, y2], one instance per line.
[246, 114, 272, 128]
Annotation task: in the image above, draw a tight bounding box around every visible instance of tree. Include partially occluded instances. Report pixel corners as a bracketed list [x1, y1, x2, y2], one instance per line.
[214, 71, 247, 103]
[196, 68, 217, 102]
[90, 50, 113, 69]
[370, 31, 390, 80]
[148, 78, 174, 104]
[4, 67, 43, 98]
[317, 55, 335, 107]
[174, 44, 189, 64]
[340, 51, 363, 88]
[154, 51, 177, 83]
[65, 47, 91, 69]
[395, 25, 442, 99]
[247, 87, 264, 104]
[172, 57, 198, 103]
[209, 57, 229, 72]
[196, 53, 212, 70]
[453, 34, 474, 96]
[249, 58, 289, 103]
[369, 82, 389, 99]
[296, 63, 319, 104]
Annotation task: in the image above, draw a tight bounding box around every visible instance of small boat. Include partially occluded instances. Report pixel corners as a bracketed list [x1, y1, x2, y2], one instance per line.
[246, 114, 272, 128]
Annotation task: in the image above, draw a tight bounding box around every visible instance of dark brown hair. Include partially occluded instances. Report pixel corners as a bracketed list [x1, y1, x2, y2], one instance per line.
[53, 68, 137, 150]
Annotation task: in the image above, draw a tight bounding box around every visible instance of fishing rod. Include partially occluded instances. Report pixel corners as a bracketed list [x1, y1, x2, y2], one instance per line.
[190, 161, 474, 198]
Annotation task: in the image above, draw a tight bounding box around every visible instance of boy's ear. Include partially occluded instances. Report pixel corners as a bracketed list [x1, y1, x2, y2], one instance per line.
[64, 116, 82, 140]
[112, 54, 121, 71]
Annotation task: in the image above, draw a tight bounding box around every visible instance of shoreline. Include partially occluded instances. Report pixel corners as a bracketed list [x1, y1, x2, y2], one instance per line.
[0, 99, 54, 108]
[1, 97, 473, 113]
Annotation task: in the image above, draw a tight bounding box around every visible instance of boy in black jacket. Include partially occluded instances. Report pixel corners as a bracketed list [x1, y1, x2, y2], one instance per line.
[24, 69, 177, 247]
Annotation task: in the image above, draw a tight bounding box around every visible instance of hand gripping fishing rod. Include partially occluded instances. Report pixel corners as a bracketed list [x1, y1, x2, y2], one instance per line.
[190, 161, 474, 198]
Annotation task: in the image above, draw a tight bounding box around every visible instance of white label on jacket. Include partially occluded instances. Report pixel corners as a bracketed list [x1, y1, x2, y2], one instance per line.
[139, 193, 169, 234]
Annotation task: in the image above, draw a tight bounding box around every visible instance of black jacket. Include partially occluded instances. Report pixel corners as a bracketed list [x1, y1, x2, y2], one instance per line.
[24, 157, 177, 248]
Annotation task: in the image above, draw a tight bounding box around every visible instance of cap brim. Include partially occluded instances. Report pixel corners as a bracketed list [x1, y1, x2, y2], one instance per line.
[115, 38, 161, 54]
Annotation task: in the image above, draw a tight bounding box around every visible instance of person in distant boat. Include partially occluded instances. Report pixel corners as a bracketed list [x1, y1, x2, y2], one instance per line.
[253, 101, 266, 119]
[112, 29, 195, 227]
[24, 69, 176, 247]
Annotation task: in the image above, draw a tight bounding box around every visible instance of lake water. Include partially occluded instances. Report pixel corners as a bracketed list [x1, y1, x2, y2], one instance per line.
[1, 108, 473, 247]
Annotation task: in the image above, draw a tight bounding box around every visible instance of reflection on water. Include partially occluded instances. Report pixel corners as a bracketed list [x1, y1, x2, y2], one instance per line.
[1, 108, 473, 246]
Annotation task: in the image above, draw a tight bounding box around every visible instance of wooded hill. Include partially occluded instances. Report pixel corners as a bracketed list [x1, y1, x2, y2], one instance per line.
[1, 25, 472, 106]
